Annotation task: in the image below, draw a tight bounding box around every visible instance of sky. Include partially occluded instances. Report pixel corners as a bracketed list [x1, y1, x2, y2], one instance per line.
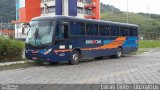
[100, 0, 160, 14]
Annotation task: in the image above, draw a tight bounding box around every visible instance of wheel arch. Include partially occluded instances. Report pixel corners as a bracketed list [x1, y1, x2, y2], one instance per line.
[117, 46, 123, 51]
[72, 48, 82, 57]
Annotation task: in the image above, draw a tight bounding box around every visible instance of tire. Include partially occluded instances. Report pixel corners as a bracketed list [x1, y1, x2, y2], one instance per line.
[68, 51, 80, 65]
[112, 47, 123, 58]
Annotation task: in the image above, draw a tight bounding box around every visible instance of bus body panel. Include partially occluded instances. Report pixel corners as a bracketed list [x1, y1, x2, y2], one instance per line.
[25, 36, 138, 62]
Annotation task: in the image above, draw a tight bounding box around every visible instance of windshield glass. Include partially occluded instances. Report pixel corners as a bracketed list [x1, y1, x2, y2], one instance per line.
[26, 20, 54, 46]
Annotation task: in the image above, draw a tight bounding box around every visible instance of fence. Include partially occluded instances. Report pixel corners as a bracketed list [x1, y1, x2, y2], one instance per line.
[139, 32, 160, 40]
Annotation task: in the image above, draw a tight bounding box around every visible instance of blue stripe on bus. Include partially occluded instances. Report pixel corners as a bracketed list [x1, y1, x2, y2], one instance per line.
[103, 40, 114, 45]
[123, 37, 138, 47]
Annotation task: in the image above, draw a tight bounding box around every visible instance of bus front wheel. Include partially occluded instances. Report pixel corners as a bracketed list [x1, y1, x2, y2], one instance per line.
[69, 51, 80, 65]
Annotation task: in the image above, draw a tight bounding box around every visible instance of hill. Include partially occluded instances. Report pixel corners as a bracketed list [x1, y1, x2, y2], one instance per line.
[0, 0, 16, 23]
[100, 3, 160, 33]
[101, 3, 121, 13]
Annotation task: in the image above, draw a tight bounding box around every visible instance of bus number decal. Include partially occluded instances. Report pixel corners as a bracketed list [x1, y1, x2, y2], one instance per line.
[86, 40, 102, 44]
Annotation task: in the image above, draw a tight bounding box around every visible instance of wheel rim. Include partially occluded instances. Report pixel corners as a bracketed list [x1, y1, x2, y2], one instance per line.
[72, 54, 79, 61]
[117, 48, 122, 57]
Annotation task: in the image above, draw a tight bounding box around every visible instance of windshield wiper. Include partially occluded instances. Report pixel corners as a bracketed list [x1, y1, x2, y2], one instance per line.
[28, 28, 42, 46]
[34, 28, 42, 46]
[34, 28, 40, 39]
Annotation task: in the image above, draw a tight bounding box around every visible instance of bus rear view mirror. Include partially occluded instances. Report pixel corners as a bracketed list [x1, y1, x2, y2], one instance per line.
[22, 23, 31, 35]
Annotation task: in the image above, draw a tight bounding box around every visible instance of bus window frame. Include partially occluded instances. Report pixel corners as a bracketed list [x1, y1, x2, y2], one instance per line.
[57, 18, 139, 38]
[134, 27, 138, 36]
[128, 26, 139, 36]
[85, 22, 99, 36]
[54, 20, 70, 42]
[69, 21, 86, 36]
[120, 26, 129, 36]
[129, 26, 134, 36]
[110, 24, 120, 37]
[99, 23, 111, 37]
[50, 19, 56, 45]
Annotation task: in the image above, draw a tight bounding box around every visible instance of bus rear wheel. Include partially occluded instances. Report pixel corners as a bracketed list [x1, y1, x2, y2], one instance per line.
[112, 47, 123, 58]
[69, 51, 80, 65]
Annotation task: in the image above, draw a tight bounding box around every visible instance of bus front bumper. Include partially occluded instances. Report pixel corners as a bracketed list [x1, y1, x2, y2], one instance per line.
[25, 49, 71, 62]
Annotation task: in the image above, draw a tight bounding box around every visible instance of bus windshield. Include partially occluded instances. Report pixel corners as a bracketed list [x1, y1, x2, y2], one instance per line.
[26, 20, 54, 46]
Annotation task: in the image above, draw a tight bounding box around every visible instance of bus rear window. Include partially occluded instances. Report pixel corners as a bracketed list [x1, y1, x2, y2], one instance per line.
[129, 27, 138, 36]
[134, 28, 138, 36]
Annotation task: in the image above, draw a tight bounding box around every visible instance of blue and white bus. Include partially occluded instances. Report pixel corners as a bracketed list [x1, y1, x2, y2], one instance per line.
[25, 16, 138, 65]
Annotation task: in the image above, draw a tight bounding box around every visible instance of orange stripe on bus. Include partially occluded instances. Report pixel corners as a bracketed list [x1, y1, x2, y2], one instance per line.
[98, 37, 126, 49]
[32, 50, 39, 54]
[53, 37, 127, 53]
[54, 50, 72, 53]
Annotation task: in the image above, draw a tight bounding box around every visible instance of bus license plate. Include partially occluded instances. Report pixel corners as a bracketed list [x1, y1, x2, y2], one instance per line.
[32, 57, 38, 60]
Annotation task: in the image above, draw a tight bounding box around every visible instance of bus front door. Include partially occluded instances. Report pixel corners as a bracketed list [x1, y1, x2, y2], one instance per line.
[55, 22, 69, 44]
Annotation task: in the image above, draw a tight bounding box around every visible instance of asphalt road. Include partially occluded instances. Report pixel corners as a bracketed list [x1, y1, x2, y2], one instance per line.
[0, 48, 160, 84]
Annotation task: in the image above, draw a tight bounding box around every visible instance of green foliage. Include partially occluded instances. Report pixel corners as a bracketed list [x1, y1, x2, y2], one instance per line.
[100, 3, 121, 13]
[0, 36, 24, 62]
[139, 40, 160, 48]
[100, 4, 160, 33]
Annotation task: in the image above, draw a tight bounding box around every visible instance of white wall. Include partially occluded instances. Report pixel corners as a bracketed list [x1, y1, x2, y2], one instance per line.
[77, 13, 85, 18]
[41, 0, 55, 8]
[77, 2, 85, 8]
[63, 0, 69, 16]
[40, 0, 87, 18]
[41, 12, 56, 16]
[15, 23, 28, 39]
[19, 0, 25, 8]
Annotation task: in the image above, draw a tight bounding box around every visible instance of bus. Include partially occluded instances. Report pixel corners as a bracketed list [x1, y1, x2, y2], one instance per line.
[25, 16, 138, 65]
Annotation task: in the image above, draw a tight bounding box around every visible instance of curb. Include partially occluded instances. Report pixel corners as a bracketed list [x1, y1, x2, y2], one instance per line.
[0, 60, 32, 67]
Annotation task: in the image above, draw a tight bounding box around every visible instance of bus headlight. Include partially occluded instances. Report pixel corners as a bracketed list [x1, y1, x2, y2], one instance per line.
[44, 48, 52, 55]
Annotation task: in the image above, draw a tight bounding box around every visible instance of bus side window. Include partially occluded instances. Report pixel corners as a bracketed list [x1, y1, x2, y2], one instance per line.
[134, 28, 138, 36]
[70, 22, 85, 35]
[120, 26, 129, 36]
[55, 22, 68, 39]
[111, 25, 119, 36]
[86, 23, 98, 35]
[120, 27, 124, 36]
[79, 22, 85, 35]
[129, 27, 134, 36]
[92, 24, 98, 35]
[86, 23, 91, 35]
[64, 24, 68, 38]
[125, 27, 129, 36]
[99, 24, 110, 36]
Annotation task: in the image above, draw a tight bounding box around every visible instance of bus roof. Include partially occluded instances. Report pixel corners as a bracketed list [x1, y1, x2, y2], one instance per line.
[32, 15, 138, 27]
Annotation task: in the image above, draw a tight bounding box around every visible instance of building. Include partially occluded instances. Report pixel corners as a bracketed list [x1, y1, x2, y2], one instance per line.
[40, 0, 100, 19]
[13, 0, 100, 39]
[13, 0, 41, 39]
[0, 30, 14, 38]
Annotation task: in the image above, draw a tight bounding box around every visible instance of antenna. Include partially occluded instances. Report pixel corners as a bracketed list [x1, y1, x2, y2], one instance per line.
[44, 0, 46, 16]
[147, 0, 150, 20]
[127, 0, 129, 23]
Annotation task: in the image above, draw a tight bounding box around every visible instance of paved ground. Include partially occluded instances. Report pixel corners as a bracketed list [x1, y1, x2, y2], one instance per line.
[0, 48, 160, 84]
